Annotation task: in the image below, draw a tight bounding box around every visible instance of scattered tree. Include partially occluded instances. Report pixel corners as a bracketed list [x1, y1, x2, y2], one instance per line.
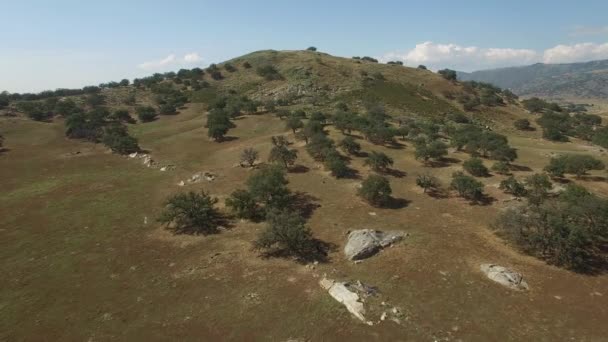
[414, 139, 448, 164]
[158, 191, 224, 235]
[338, 136, 361, 155]
[450, 172, 485, 203]
[246, 165, 291, 209]
[101, 124, 140, 154]
[206, 108, 234, 141]
[136, 106, 157, 122]
[416, 173, 440, 194]
[495, 184, 608, 271]
[364, 151, 394, 172]
[225, 189, 260, 220]
[524, 173, 553, 206]
[269, 143, 298, 168]
[254, 208, 320, 261]
[286, 116, 303, 134]
[463, 157, 489, 177]
[358, 175, 392, 207]
[544, 154, 605, 178]
[499, 176, 527, 198]
[438, 69, 457, 81]
[491, 161, 510, 175]
[324, 150, 350, 178]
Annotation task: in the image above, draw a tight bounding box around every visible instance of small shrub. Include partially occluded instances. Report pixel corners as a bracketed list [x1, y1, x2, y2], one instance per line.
[491, 161, 510, 175]
[240, 148, 259, 167]
[256, 65, 282, 81]
[514, 118, 532, 131]
[416, 173, 440, 193]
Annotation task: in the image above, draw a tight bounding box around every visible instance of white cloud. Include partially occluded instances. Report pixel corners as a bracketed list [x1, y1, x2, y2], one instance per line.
[137, 52, 203, 70]
[138, 54, 176, 70]
[183, 52, 202, 63]
[380, 42, 538, 71]
[542, 42, 608, 64]
[381, 41, 608, 71]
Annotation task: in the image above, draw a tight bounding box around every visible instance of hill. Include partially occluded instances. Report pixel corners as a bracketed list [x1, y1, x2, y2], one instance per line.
[2, 49, 608, 341]
[458, 59, 608, 99]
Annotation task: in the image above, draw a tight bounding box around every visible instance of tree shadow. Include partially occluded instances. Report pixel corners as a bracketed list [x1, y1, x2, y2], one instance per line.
[552, 177, 572, 184]
[427, 188, 449, 199]
[345, 133, 365, 140]
[509, 164, 533, 172]
[165, 215, 233, 235]
[384, 168, 407, 178]
[256, 239, 338, 264]
[427, 157, 461, 168]
[354, 151, 369, 158]
[385, 141, 406, 150]
[471, 194, 496, 206]
[218, 136, 239, 142]
[289, 164, 310, 174]
[384, 197, 411, 209]
[0, 148, 10, 154]
[579, 175, 608, 182]
[290, 191, 321, 219]
[341, 167, 362, 180]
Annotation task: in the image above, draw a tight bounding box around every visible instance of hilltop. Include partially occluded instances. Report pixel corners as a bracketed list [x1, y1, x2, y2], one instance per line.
[458, 59, 608, 99]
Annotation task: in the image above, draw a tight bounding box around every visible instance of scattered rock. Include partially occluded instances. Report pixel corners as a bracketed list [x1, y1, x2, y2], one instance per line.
[344, 229, 407, 261]
[319, 277, 369, 323]
[177, 181, 185, 187]
[480, 264, 529, 291]
[187, 171, 216, 183]
[129, 152, 138, 158]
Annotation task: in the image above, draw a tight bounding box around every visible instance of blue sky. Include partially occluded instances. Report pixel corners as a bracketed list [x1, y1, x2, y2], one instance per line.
[2, 0, 608, 92]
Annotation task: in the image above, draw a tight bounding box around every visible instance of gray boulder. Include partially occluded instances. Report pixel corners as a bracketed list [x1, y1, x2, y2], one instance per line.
[344, 229, 407, 260]
[480, 264, 529, 291]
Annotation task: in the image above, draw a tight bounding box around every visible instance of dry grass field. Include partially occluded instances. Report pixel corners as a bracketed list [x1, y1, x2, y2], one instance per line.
[2, 51, 608, 341]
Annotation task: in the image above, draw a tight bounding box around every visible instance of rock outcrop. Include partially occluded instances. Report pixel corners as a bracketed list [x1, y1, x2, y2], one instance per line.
[480, 264, 529, 291]
[319, 278, 369, 323]
[344, 229, 407, 260]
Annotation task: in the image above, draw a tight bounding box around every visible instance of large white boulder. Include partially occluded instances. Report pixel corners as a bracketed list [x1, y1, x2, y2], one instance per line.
[480, 264, 529, 291]
[344, 229, 407, 260]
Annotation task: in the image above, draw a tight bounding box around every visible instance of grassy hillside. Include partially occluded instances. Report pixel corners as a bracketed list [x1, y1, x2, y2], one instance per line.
[2, 49, 608, 341]
[191, 50, 527, 128]
[458, 59, 608, 99]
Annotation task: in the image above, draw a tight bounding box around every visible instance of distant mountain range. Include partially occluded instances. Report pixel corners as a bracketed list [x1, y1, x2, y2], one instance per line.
[458, 59, 608, 99]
